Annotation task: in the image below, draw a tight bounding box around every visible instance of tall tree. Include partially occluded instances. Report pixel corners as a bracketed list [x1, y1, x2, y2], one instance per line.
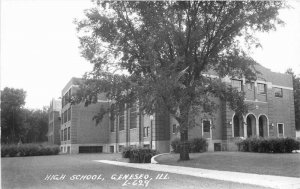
[22, 107, 49, 143]
[75, 1, 285, 160]
[286, 69, 300, 131]
[1, 87, 26, 144]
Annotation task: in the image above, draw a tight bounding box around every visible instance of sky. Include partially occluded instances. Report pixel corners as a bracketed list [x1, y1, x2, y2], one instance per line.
[1, 0, 300, 110]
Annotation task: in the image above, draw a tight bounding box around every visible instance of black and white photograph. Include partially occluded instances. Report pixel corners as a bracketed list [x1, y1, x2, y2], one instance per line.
[1, 0, 300, 188]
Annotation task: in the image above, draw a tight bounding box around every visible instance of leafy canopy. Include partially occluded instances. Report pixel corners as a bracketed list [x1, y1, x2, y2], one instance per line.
[75, 1, 285, 128]
[286, 69, 300, 130]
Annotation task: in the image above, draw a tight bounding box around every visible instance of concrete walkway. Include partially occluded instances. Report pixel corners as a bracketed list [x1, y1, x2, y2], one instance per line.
[95, 160, 300, 189]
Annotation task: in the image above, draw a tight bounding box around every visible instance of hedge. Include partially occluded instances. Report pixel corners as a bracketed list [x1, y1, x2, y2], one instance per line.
[122, 147, 158, 163]
[1, 143, 60, 157]
[236, 137, 300, 153]
[171, 137, 207, 153]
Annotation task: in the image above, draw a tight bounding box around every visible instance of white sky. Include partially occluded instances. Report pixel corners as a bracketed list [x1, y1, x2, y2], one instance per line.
[1, 0, 300, 110]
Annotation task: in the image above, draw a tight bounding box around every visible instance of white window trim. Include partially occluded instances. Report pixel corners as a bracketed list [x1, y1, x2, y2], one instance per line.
[272, 84, 293, 91]
[202, 119, 212, 139]
[277, 123, 284, 137]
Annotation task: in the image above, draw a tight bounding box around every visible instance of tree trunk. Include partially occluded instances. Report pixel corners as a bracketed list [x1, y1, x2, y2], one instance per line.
[179, 129, 190, 160]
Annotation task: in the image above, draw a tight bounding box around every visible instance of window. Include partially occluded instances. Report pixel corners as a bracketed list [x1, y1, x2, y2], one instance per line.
[274, 88, 283, 97]
[129, 107, 137, 129]
[67, 108, 71, 121]
[233, 115, 240, 137]
[110, 118, 115, 132]
[143, 127, 149, 137]
[62, 110, 67, 124]
[257, 83, 266, 94]
[246, 82, 254, 90]
[119, 116, 125, 131]
[231, 79, 242, 92]
[61, 130, 63, 141]
[67, 127, 70, 140]
[203, 120, 211, 133]
[172, 124, 177, 134]
[64, 128, 67, 141]
[278, 123, 284, 136]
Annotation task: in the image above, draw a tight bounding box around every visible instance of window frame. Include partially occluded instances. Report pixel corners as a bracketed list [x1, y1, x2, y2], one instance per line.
[119, 115, 125, 131]
[257, 83, 267, 95]
[110, 118, 115, 132]
[129, 107, 138, 129]
[231, 79, 243, 92]
[143, 126, 149, 138]
[274, 87, 283, 98]
[202, 119, 212, 139]
[277, 123, 284, 137]
[63, 128, 67, 141]
[203, 120, 211, 133]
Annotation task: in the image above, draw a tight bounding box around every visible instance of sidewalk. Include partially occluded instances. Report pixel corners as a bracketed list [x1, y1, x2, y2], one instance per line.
[95, 160, 300, 189]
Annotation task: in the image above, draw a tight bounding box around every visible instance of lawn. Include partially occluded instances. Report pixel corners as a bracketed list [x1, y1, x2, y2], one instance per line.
[155, 152, 300, 178]
[1, 153, 268, 189]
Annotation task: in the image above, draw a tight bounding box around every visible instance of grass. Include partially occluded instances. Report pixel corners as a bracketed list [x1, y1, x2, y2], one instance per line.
[1, 153, 268, 189]
[155, 151, 300, 178]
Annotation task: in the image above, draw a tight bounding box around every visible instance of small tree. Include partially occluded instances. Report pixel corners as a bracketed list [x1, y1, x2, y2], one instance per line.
[75, 1, 286, 160]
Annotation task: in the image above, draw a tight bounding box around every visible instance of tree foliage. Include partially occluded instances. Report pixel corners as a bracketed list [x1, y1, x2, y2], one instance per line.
[1, 87, 49, 144]
[286, 69, 300, 131]
[1, 87, 26, 143]
[75, 1, 285, 160]
[22, 107, 49, 143]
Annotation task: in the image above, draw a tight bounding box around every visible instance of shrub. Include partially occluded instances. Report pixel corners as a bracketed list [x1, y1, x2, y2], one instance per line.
[248, 137, 260, 152]
[128, 148, 158, 163]
[236, 137, 300, 153]
[1, 145, 9, 157]
[190, 138, 207, 153]
[122, 147, 132, 158]
[1, 144, 18, 157]
[121, 146, 158, 163]
[1, 143, 60, 157]
[283, 138, 299, 153]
